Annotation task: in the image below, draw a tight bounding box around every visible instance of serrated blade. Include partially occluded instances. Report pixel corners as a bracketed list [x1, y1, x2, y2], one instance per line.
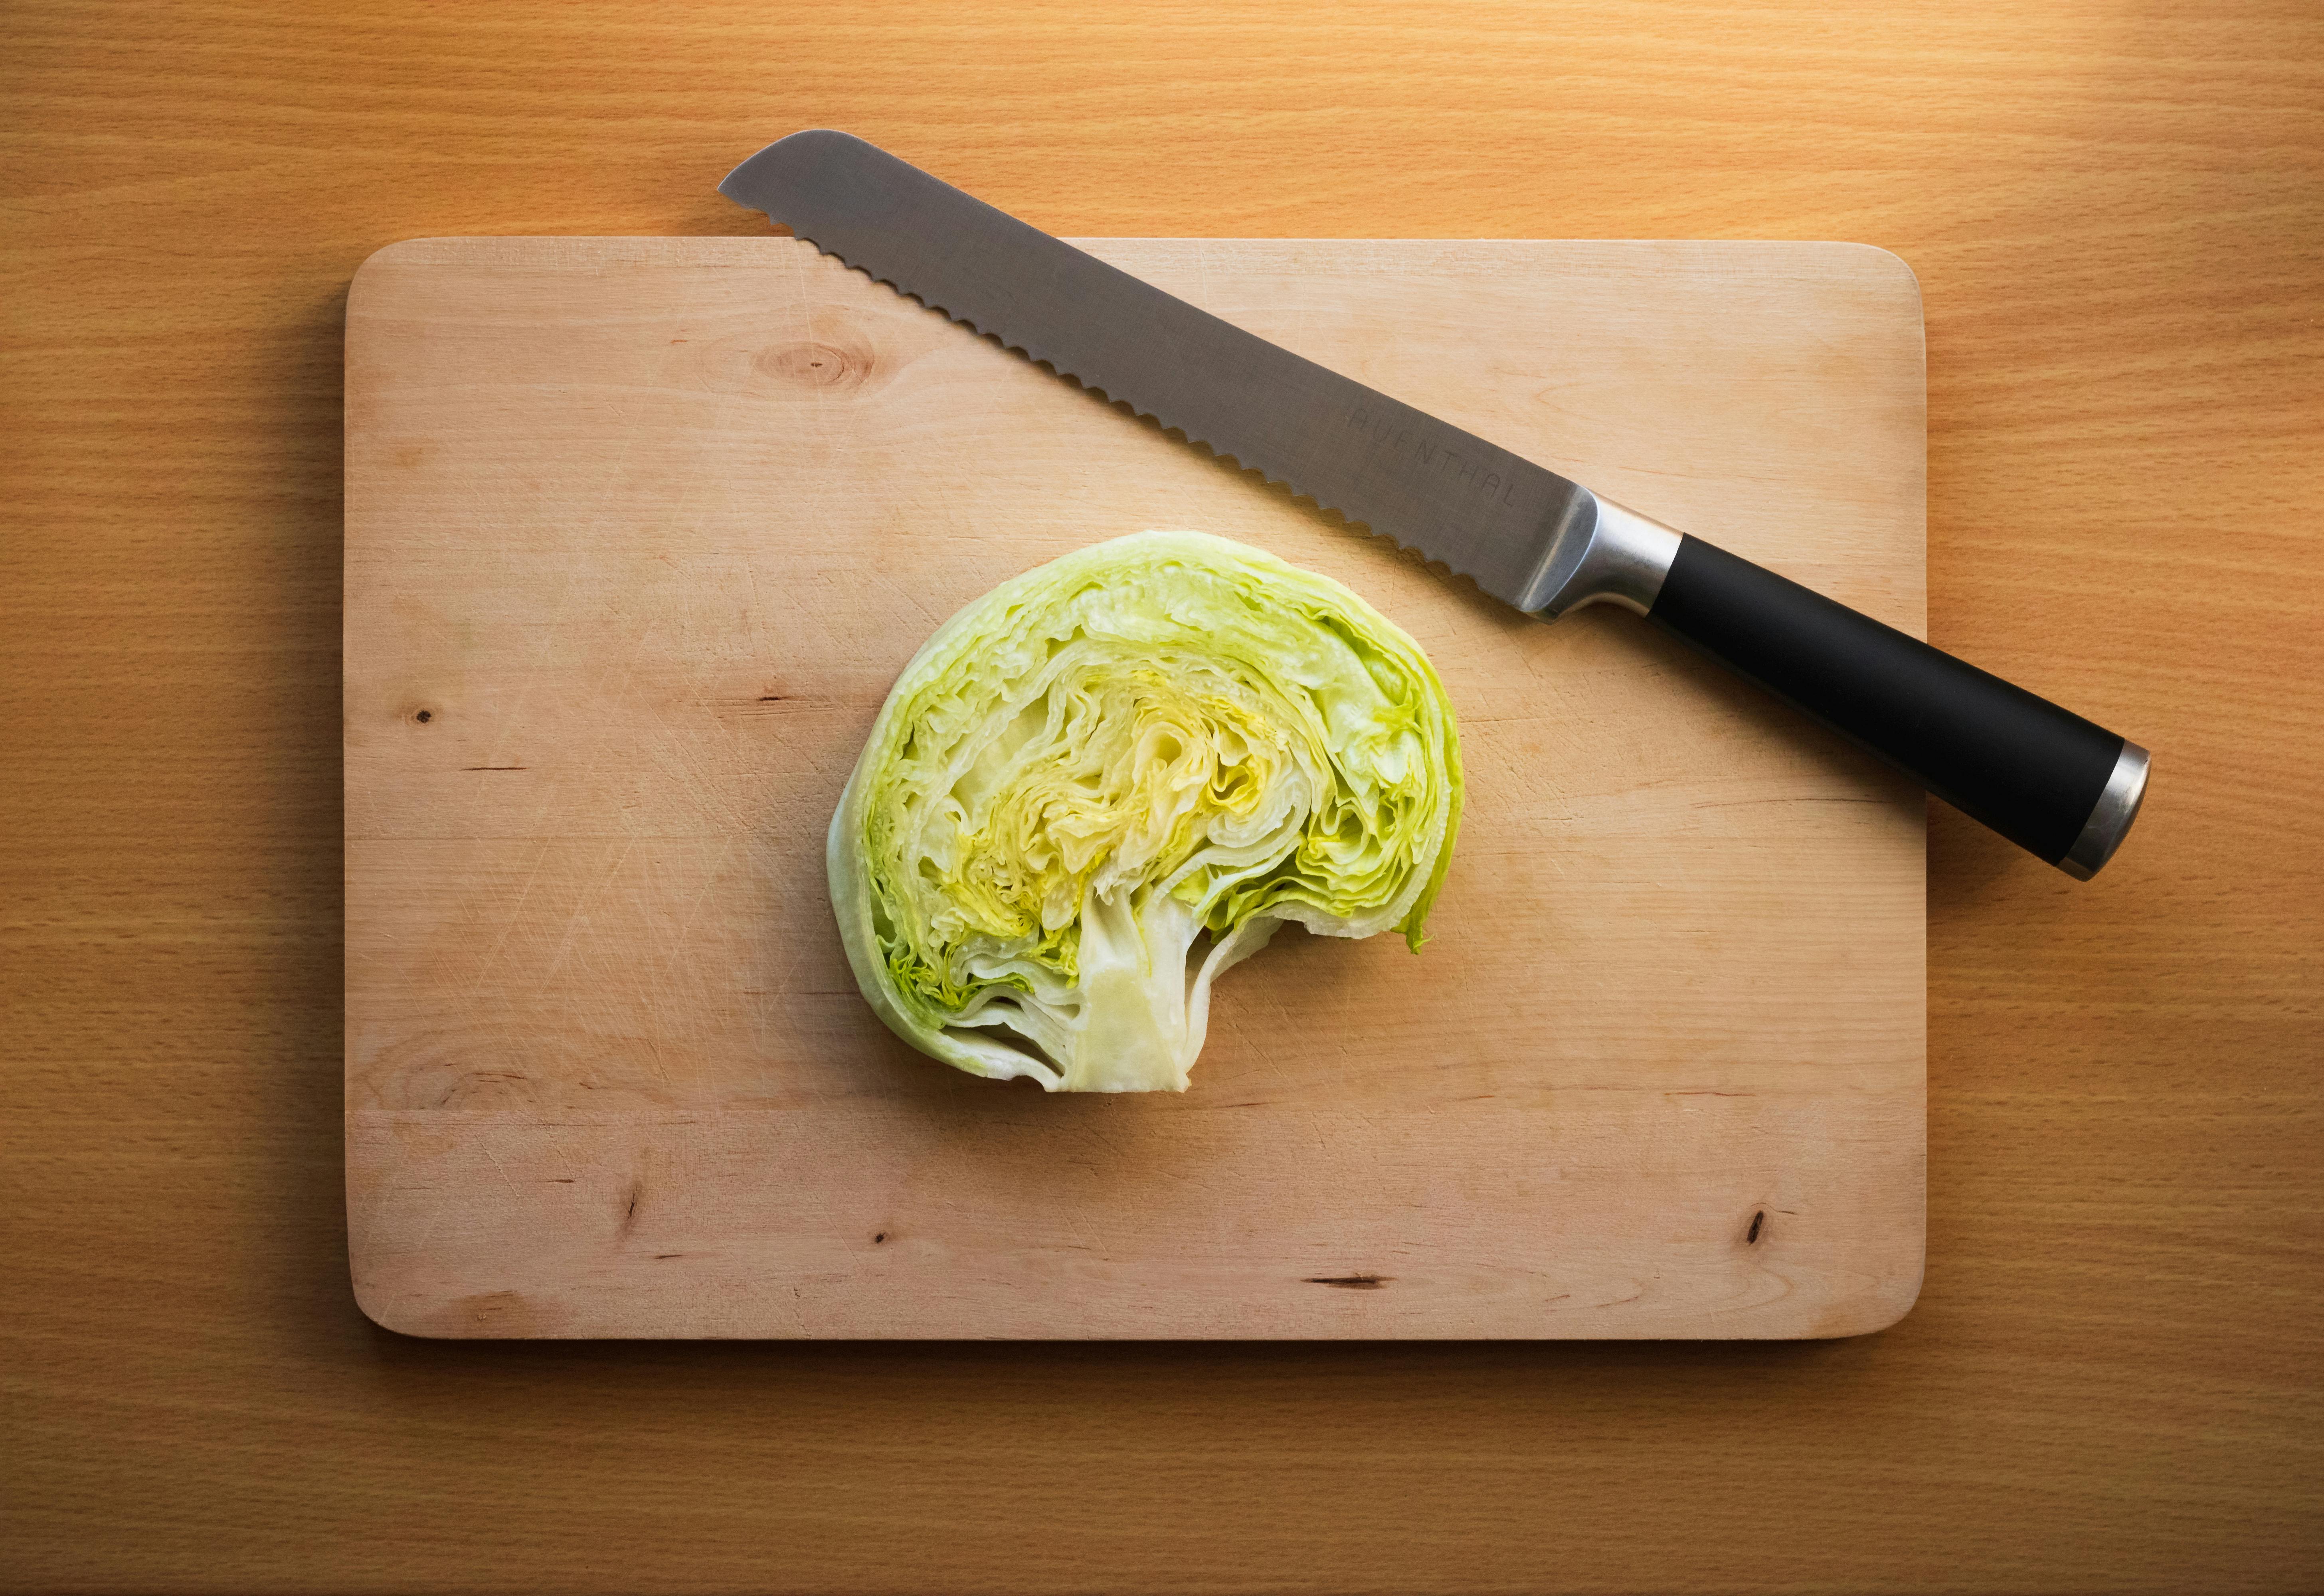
[719, 130, 1596, 609]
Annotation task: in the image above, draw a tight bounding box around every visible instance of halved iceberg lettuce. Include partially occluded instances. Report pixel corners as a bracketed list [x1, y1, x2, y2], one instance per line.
[829, 531, 1461, 1092]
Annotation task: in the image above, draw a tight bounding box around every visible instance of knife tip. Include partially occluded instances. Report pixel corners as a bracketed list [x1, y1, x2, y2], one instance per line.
[718, 128, 874, 204]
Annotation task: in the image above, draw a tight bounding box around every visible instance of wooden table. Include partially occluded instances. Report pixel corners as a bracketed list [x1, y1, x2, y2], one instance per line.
[6, 3, 2318, 1590]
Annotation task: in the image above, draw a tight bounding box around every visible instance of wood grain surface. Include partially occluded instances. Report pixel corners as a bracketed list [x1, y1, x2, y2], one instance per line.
[344, 235, 1926, 1339]
[6, 0, 2320, 1588]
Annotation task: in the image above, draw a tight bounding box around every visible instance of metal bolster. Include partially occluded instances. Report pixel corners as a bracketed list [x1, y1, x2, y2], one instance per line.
[1525, 496, 1685, 622]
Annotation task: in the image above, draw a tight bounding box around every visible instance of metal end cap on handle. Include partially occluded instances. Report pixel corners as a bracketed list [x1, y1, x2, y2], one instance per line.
[2059, 740, 2150, 881]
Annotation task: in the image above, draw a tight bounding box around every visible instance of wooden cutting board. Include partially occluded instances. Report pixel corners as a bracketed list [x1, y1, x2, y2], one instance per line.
[345, 235, 1926, 1339]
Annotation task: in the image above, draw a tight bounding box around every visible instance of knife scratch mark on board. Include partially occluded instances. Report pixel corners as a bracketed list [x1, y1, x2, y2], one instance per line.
[480, 1144, 520, 1199]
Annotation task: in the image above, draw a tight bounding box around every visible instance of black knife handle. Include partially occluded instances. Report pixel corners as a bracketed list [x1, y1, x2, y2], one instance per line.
[1644, 533, 2148, 877]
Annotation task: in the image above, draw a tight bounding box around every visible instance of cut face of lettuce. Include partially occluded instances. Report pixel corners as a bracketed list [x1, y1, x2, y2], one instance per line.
[828, 531, 1462, 1092]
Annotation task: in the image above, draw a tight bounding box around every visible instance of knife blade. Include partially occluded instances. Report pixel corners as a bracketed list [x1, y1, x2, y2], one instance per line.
[720, 130, 2149, 880]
